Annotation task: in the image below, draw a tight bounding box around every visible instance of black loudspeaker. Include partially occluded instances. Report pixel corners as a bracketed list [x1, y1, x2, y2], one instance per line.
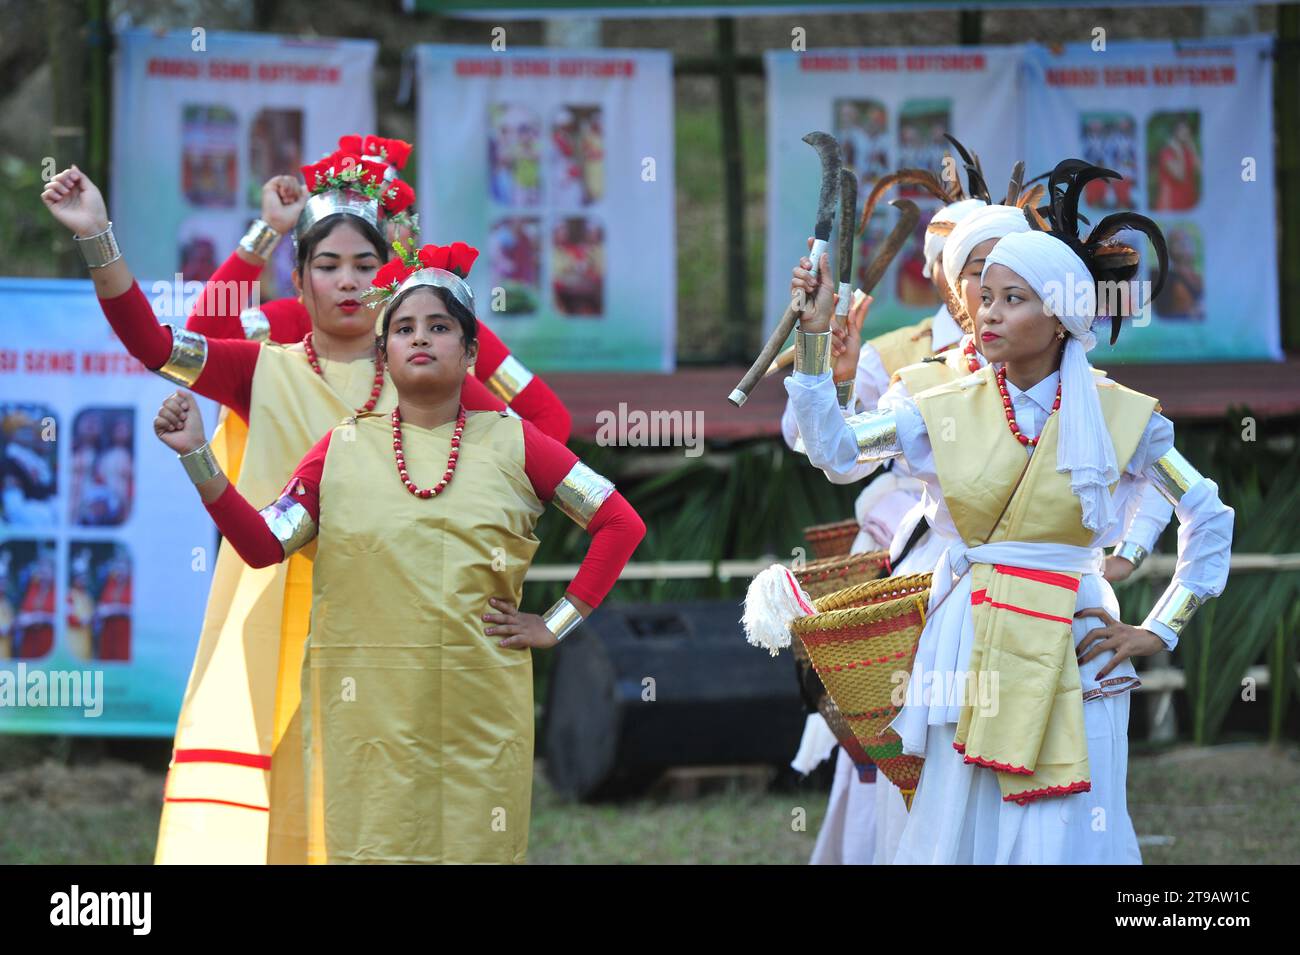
[543, 600, 805, 800]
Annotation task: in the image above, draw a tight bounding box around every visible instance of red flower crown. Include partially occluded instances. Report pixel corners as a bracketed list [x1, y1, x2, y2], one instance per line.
[300, 134, 416, 217]
[368, 241, 479, 299]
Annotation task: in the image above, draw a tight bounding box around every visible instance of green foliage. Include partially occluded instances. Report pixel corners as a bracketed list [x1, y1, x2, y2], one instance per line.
[1115, 411, 1300, 744]
[0, 153, 62, 277]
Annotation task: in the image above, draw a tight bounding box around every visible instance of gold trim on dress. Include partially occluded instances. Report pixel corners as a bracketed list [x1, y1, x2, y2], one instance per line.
[553, 461, 615, 529]
[847, 410, 900, 464]
[157, 325, 209, 387]
[1148, 448, 1200, 504]
[258, 493, 317, 557]
[1147, 583, 1202, 638]
[240, 307, 271, 342]
[486, 355, 535, 404]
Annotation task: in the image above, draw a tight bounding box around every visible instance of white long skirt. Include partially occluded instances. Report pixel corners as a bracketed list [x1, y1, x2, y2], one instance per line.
[890, 565, 1143, 865]
[891, 693, 1141, 864]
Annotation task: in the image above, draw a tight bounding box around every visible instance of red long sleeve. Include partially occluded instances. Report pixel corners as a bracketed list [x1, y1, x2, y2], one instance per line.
[475, 323, 572, 443]
[186, 251, 312, 344]
[186, 251, 262, 338]
[521, 420, 645, 608]
[262, 298, 312, 343]
[203, 431, 329, 568]
[100, 282, 259, 421]
[461, 375, 508, 413]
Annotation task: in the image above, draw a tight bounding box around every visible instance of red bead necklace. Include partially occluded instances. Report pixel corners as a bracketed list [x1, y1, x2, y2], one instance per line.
[391, 405, 466, 499]
[996, 365, 1061, 448]
[303, 332, 385, 415]
[962, 338, 981, 374]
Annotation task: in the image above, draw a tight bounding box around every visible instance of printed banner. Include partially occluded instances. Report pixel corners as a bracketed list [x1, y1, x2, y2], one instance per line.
[763, 44, 1025, 337]
[111, 28, 377, 299]
[1022, 35, 1280, 362]
[0, 279, 218, 736]
[413, 44, 676, 371]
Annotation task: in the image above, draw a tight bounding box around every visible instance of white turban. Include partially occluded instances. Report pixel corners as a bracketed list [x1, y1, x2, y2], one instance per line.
[923, 198, 984, 280]
[982, 230, 1117, 532]
[941, 204, 1032, 293]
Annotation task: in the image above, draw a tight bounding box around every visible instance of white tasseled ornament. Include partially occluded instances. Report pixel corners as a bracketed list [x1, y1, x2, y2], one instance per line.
[741, 564, 816, 657]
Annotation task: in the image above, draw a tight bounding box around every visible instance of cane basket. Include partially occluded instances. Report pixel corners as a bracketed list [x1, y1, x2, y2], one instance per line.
[802, 518, 861, 559]
[791, 573, 932, 809]
[793, 550, 890, 600]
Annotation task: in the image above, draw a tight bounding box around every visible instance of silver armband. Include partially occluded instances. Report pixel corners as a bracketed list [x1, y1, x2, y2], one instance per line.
[1148, 448, 1201, 504]
[542, 597, 584, 643]
[552, 461, 615, 530]
[239, 307, 271, 342]
[74, 222, 122, 270]
[257, 493, 318, 557]
[485, 355, 535, 404]
[835, 379, 855, 410]
[1112, 541, 1149, 571]
[1146, 583, 1203, 639]
[238, 218, 282, 261]
[157, 325, 209, 387]
[178, 443, 220, 485]
[794, 330, 831, 376]
[846, 410, 900, 463]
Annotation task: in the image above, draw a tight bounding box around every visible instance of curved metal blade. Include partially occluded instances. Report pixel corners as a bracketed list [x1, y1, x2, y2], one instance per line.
[837, 167, 858, 287]
[802, 131, 842, 241]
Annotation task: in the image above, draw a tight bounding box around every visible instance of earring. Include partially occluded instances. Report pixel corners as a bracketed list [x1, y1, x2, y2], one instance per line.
[1056, 329, 1066, 341]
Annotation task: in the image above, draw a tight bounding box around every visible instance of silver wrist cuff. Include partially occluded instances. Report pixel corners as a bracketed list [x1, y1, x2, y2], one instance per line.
[794, 330, 831, 376]
[835, 379, 855, 409]
[258, 493, 318, 557]
[1147, 584, 1203, 638]
[239, 307, 271, 342]
[157, 325, 209, 387]
[846, 410, 900, 463]
[74, 222, 121, 269]
[542, 598, 584, 643]
[179, 443, 220, 485]
[1149, 448, 1201, 504]
[238, 218, 282, 260]
[1112, 541, 1149, 570]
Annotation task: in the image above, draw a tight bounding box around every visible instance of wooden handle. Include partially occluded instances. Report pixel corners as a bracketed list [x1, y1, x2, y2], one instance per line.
[728, 301, 798, 407]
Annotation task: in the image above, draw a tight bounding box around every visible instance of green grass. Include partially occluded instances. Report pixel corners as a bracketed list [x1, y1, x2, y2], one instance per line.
[4, 735, 1296, 864]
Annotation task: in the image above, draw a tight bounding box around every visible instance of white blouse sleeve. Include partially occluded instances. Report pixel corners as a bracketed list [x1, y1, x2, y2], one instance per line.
[780, 343, 891, 479]
[1129, 412, 1235, 650]
[784, 369, 906, 482]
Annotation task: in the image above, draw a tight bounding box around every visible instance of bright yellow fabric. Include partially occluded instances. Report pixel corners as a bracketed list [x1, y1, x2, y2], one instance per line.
[155, 344, 396, 864]
[868, 318, 935, 376]
[305, 410, 543, 863]
[210, 407, 248, 486]
[914, 367, 1156, 802]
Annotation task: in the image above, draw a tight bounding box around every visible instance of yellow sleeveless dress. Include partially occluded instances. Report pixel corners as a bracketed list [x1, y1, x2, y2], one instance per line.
[157, 345, 395, 864]
[303, 410, 543, 863]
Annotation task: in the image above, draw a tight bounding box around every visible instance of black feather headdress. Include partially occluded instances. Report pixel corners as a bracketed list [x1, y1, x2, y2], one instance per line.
[1023, 158, 1169, 344]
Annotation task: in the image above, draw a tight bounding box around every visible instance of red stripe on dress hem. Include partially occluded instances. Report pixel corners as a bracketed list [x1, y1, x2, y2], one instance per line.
[953, 741, 966, 754]
[985, 599, 1073, 625]
[992, 564, 1081, 592]
[962, 752, 1034, 775]
[1005, 779, 1091, 805]
[164, 797, 270, 812]
[174, 748, 272, 770]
